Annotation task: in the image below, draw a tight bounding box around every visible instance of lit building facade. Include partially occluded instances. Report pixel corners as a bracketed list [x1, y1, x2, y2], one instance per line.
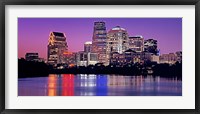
[151, 55, 160, 63]
[124, 49, 142, 64]
[110, 52, 125, 67]
[110, 49, 154, 66]
[159, 53, 178, 64]
[25, 53, 44, 62]
[25, 53, 39, 61]
[92, 22, 107, 65]
[175, 51, 182, 63]
[129, 36, 144, 52]
[140, 51, 153, 62]
[144, 39, 158, 55]
[63, 52, 76, 66]
[84, 41, 92, 52]
[107, 26, 129, 65]
[76, 51, 98, 66]
[47, 32, 68, 65]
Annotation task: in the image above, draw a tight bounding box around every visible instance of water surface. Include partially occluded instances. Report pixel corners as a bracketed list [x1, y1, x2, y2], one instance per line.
[18, 74, 182, 96]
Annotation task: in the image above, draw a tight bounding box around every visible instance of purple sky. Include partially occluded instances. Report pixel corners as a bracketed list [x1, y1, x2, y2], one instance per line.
[18, 18, 182, 59]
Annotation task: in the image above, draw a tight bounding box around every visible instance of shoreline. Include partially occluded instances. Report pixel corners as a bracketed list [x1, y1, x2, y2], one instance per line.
[18, 73, 182, 80]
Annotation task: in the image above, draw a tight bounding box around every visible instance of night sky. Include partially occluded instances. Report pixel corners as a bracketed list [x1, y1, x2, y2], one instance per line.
[18, 18, 182, 59]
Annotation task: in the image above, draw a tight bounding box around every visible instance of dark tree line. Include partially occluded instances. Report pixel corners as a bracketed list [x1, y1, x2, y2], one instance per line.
[152, 62, 182, 79]
[18, 58, 51, 78]
[18, 58, 182, 79]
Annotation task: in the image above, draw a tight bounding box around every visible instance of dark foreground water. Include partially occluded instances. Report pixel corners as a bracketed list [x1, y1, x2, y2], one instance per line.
[18, 74, 182, 96]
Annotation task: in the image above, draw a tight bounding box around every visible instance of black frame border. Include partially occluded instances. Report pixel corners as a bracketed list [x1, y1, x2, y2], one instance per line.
[0, 0, 200, 114]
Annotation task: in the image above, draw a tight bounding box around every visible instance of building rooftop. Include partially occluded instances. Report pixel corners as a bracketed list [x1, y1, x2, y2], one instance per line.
[94, 21, 105, 25]
[124, 49, 136, 53]
[52, 32, 65, 37]
[129, 35, 143, 38]
[85, 41, 92, 44]
[111, 26, 126, 31]
[25, 53, 38, 55]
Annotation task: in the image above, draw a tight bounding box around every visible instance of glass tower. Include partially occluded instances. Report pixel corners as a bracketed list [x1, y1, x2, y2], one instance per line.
[129, 36, 144, 52]
[47, 31, 68, 65]
[107, 26, 129, 65]
[92, 22, 107, 65]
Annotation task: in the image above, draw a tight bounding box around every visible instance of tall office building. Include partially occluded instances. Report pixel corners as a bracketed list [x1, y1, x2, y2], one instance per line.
[144, 39, 158, 55]
[129, 36, 144, 52]
[47, 31, 68, 65]
[92, 22, 107, 65]
[84, 41, 92, 52]
[107, 26, 129, 64]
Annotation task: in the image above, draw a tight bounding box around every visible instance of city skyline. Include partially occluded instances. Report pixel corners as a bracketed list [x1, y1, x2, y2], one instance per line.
[18, 18, 182, 59]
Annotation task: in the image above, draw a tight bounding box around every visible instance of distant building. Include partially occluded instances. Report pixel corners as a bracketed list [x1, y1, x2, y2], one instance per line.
[107, 26, 129, 65]
[92, 22, 107, 65]
[129, 36, 144, 52]
[25, 53, 39, 61]
[84, 41, 92, 52]
[25, 53, 44, 62]
[140, 51, 153, 62]
[175, 51, 182, 63]
[47, 31, 68, 65]
[107, 26, 129, 54]
[88, 53, 99, 65]
[37, 58, 45, 62]
[76, 51, 87, 66]
[159, 53, 177, 64]
[63, 52, 76, 66]
[151, 55, 160, 63]
[123, 49, 139, 64]
[76, 51, 98, 66]
[110, 49, 153, 67]
[110, 52, 124, 67]
[144, 39, 158, 55]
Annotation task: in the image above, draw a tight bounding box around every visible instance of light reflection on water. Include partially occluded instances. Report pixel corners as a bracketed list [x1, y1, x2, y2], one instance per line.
[18, 74, 182, 96]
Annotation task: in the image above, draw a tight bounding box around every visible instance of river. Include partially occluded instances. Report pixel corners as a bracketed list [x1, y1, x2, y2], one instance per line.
[18, 74, 182, 96]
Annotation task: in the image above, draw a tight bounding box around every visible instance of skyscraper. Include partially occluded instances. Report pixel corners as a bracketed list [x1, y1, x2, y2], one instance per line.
[107, 26, 129, 64]
[84, 41, 92, 52]
[92, 22, 107, 65]
[144, 39, 158, 55]
[47, 31, 68, 65]
[129, 36, 144, 52]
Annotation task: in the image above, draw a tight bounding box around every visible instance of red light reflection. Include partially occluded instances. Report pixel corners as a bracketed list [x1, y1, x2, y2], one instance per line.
[62, 74, 74, 96]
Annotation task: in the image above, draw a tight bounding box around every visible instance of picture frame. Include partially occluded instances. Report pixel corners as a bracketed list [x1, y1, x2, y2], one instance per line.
[0, 0, 199, 113]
